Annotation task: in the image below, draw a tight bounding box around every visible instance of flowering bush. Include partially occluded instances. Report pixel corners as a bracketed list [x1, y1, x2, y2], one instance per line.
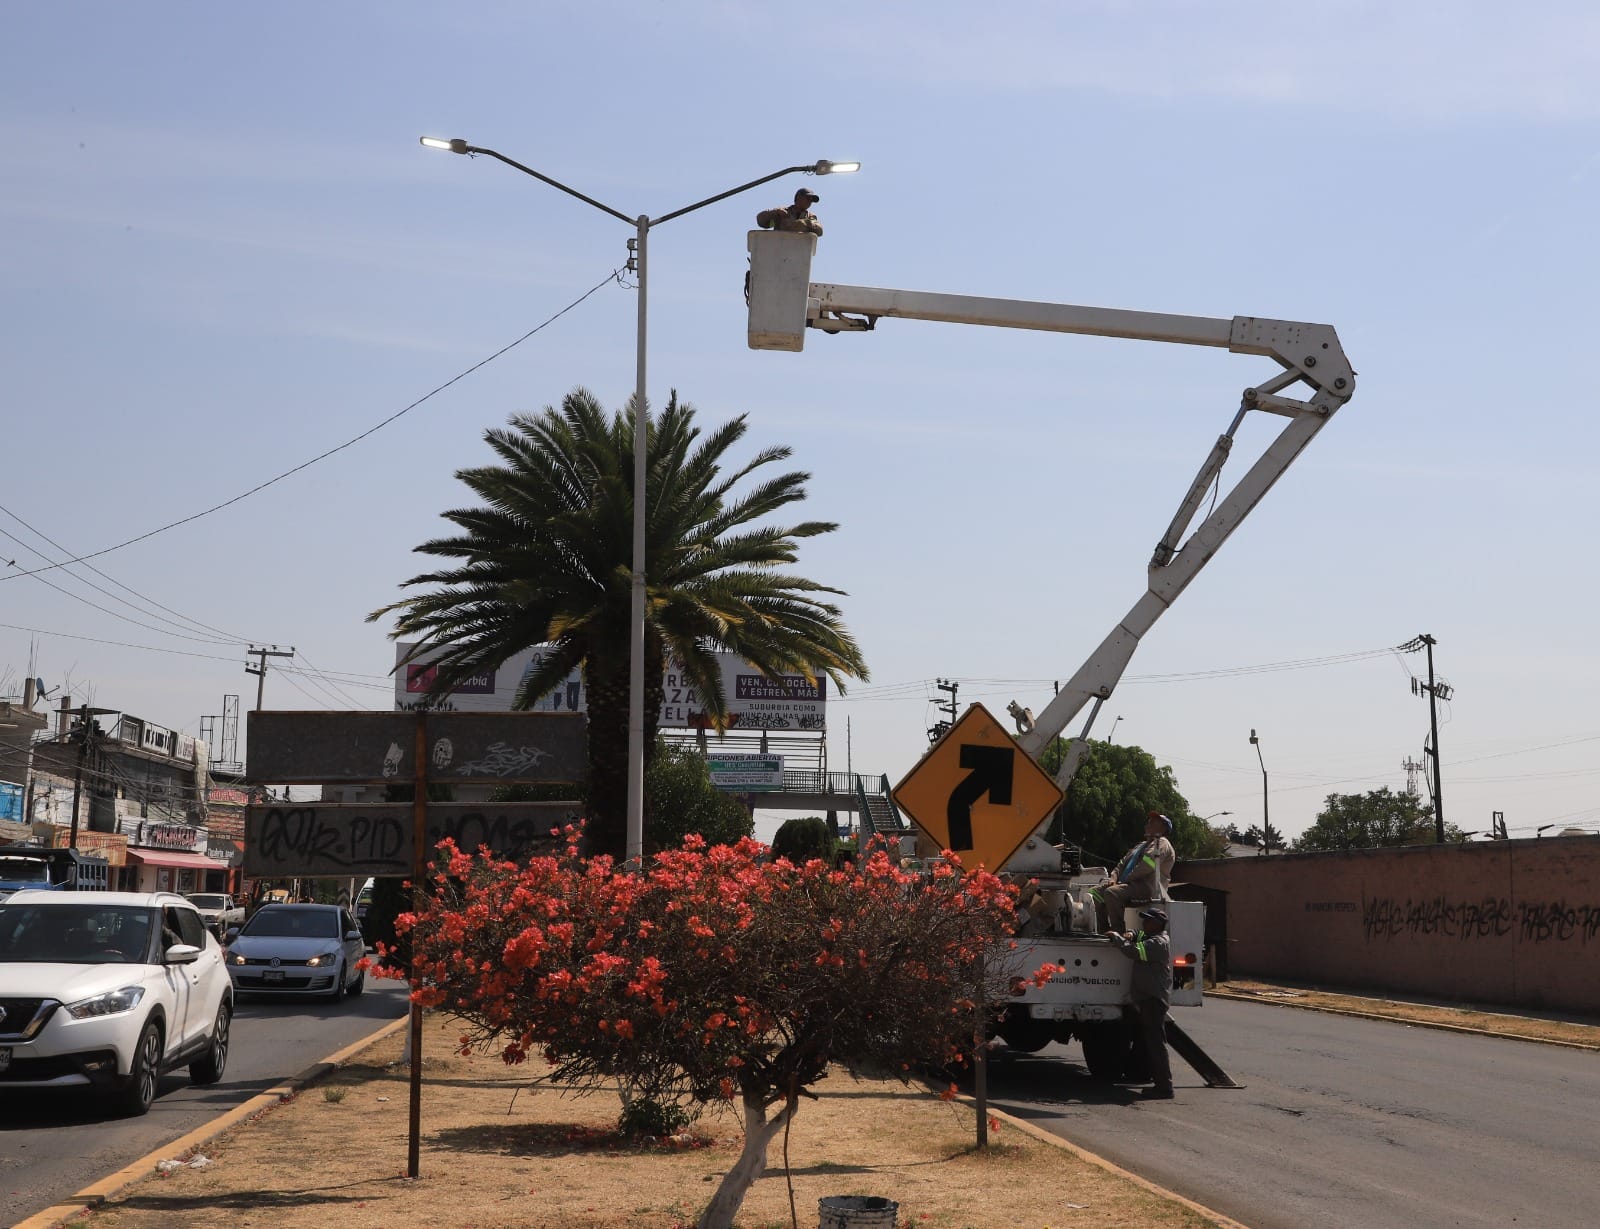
[379, 829, 1016, 1229]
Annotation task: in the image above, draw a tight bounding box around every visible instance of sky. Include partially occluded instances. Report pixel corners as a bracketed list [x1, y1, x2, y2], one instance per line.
[3, 1, 1598, 848]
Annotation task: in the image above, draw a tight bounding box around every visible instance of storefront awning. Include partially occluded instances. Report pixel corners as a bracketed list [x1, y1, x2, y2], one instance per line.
[126, 850, 223, 871]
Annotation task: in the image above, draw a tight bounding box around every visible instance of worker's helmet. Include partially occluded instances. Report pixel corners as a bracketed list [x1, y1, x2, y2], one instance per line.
[794, 187, 820, 205]
[1149, 811, 1174, 834]
[1138, 906, 1169, 926]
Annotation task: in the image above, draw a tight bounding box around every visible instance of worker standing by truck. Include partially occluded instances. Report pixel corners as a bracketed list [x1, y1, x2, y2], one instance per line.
[1108, 906, 1175, 1099]
[1091, 812, 1176, 934]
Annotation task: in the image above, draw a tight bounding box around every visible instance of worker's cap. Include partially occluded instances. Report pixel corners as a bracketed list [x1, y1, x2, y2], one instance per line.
[794, 187, 820, 205]
[1148, 811, 1174, 833]
[1138, 907, 1169, 924]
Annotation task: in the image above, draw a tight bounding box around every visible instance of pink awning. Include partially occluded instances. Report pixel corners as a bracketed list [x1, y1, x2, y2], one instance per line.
[125, 850, 222, 871]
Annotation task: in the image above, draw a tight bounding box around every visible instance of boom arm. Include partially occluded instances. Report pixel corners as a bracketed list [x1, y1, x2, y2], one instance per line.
[746, 231, 1356, 800]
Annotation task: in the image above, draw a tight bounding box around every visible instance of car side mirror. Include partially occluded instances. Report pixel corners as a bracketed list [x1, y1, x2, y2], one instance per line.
[345, 929, 362, 941]
[224, 927, 240, 943]
[166, 943, 201, 965]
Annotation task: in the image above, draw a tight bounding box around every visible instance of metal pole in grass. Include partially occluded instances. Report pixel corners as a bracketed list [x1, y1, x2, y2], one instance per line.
[407, 710, 428, 1178]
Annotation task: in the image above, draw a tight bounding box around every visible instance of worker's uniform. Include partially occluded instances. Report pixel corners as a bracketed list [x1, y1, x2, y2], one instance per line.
[1091, 833, 1174, 933]
[756, 205, 823, 236]
[1108, 926, 1173, 1093]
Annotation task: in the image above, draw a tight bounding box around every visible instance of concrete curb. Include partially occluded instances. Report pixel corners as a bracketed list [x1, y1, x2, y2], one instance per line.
[930, 1080, 1247, 1229]
[1207, 989, 1600, 1052]
[12, 1014, 411, 1229]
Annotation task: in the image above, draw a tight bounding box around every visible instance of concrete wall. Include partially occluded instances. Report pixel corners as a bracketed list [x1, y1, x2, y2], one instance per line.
[1176, 835, 1600, 1014]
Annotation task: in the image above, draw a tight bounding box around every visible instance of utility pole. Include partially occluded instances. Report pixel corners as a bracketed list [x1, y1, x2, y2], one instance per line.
[930, 678, 959, 742]
[1401, 634, 1451, 842]
[67, 703, 117, 850]
[246, 645, 296, 712]
[1248, 728, 1270, 853]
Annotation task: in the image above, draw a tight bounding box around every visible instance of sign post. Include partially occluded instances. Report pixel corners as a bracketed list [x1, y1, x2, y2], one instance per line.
[246, 709, 586, 1180]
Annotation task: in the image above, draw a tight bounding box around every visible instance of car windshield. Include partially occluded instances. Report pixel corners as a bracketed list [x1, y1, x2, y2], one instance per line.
[241, 906, 340, 939]
[0, 902, 154, 964]
[188, 894, 227, 910]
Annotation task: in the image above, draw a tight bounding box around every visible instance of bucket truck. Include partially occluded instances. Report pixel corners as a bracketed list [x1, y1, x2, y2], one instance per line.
[746, 231, 1355, 1080]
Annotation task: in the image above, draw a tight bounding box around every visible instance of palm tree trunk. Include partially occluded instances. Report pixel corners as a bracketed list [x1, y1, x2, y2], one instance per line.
[583, 659, 629, 862]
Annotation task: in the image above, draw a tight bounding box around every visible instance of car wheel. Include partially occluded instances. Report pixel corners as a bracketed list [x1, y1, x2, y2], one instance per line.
[115, 1020, 163, 1116]
[190, 1001, 231, 1085]
[328, 962, 347, 1003]
[347, 964, 365, 997]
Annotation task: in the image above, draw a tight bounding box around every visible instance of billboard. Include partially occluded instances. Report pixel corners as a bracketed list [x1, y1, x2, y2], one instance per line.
[707, 754, 784, 792]
[394, 643, 826, 731]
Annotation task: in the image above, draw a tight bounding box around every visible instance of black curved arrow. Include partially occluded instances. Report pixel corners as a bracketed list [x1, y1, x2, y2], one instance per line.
[946, 744, 1013, 852]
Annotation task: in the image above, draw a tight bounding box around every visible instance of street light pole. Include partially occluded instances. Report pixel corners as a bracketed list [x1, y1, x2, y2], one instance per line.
[420, 139, 858, 863]
[1249, 729, 1269, 853]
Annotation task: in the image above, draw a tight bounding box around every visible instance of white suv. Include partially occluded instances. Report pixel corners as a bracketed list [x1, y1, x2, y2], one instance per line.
[0, 890, 233, 1116]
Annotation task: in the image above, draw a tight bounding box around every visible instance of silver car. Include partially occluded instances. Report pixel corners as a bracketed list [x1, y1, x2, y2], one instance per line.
[224, 904, 366, 1002]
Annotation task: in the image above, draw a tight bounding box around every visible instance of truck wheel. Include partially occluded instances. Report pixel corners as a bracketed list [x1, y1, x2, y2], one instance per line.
[1079, 1020, 1132, 1081]
[997, 1013, 1053, 1054]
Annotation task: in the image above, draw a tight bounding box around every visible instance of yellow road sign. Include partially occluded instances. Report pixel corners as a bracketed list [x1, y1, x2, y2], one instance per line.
[892, 703, 1064, 872]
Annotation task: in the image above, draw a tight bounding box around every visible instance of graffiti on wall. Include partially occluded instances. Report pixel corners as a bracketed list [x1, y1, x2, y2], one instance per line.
[1362, 895, 1600, 945]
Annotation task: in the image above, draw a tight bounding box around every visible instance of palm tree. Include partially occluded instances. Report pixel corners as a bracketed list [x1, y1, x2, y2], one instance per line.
[369, 387, 868, 860]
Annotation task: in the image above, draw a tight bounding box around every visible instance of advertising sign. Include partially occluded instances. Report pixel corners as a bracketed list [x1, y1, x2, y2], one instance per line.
[394, 643, 826, 731]
[707, 754, 784, 792]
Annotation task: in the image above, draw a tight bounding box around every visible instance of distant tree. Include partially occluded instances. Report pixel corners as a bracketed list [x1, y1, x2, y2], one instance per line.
[1039, 740, 1198, 864]
[644, 739, 753, 852]
[770, 815, 835, 863]
[1178, 817, 1229, 860]
[1243, 822, 1287, 853]
[1293, 788, 1463, 851]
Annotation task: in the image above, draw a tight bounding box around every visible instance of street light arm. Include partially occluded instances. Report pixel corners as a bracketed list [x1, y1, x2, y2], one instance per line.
[464, 144, 636, 226]
[652, 164, 830, 227]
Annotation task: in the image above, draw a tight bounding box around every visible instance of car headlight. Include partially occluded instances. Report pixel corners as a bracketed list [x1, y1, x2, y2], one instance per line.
[65, 985, 146, 1020]
[304, 952, 340, 968]
[226, 951, 247, 965]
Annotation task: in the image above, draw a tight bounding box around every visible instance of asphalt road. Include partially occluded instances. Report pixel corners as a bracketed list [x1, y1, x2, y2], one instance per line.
[984, 997, 1600, 1229]
[0, 977, 409, 1228]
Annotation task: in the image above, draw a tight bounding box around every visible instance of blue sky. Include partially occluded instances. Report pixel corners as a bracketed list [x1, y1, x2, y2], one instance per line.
[3, 2, 1596, 846]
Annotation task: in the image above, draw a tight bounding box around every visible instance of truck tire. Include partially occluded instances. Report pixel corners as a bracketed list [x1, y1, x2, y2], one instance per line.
[1079, 1019, 1133, 1081]
[997, 1010, 1053, 1054]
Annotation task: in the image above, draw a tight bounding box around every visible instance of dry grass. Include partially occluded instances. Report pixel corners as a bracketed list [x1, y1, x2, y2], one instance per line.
[1213, 979, 1600, 1048]
[81, 1020, 1222, 1229]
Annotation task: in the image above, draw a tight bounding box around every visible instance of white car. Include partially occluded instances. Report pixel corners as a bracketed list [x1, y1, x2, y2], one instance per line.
[224, 903, 366, 1002]
[185, 892, 245, 938]
[0, 890, 233, 1116]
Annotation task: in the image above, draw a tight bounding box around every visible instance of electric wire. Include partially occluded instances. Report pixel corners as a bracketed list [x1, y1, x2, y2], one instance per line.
[0, 264, 626, 584]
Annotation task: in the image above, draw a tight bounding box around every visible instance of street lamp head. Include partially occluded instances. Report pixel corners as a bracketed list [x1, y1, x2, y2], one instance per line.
[420, 136, 471, 155]
[813, 160, 861, 175]
[1249, 728, 1258, 744]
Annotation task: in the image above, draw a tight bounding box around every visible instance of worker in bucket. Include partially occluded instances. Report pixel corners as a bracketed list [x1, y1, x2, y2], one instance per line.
[1090, 811, 1176, 935]
[1108, 906, 1175, 1099]
[756, 187, 823, 236]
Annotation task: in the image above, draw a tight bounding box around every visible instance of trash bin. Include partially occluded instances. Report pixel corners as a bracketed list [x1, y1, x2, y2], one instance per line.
[818, 1194, 899, 1228]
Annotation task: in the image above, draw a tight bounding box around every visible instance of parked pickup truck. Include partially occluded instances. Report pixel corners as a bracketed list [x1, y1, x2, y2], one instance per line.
[185, 892, 245, 937]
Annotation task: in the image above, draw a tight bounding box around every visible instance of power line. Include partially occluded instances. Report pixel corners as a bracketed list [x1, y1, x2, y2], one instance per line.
[0, 265, 625, 584]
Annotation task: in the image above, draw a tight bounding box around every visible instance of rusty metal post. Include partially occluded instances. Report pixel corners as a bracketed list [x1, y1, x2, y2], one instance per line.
[407, 710, 427, 1178]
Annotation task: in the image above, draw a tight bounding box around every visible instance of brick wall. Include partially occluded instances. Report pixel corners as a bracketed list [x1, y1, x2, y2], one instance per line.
[1176, 835, 1600, 1013]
